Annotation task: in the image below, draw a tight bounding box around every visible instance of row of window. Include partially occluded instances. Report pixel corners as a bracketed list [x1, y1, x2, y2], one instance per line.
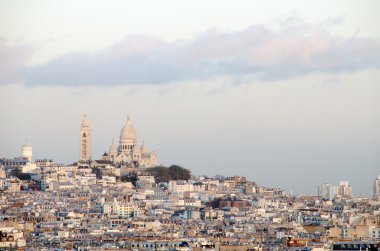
[120, 145, 135, 150]
[5, 162, 27, 166]
[132, 243, 180, 248]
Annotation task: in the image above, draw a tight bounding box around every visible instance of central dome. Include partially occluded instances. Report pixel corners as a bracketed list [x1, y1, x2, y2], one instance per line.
[119, 114, 137, 144]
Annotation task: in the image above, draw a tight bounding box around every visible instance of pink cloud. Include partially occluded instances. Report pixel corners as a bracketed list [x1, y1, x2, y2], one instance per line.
[11, 17, 380, 86]
[0, 37, 33, 85]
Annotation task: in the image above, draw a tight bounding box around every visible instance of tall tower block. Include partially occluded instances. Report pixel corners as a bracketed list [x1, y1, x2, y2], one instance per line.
[374, 175, 380, 201]
[80, 113, 92, 161]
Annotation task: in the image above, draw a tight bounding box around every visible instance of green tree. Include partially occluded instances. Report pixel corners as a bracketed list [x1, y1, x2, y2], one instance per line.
[207, 198, 222, 209]
[120, 175, 138, 186]
[10, 169, 31, 180]
[148, 165, 191, 182]
[148, 166, 172, 183]
[169, 165, 191, 180]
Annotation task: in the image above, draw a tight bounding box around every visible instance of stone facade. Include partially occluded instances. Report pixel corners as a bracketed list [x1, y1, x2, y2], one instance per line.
[80, 113, 157, 167]
[104, 114, 157, 167]
[79, 114, 92, 161]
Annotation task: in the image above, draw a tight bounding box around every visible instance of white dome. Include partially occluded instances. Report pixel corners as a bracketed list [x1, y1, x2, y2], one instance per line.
[119, 114, 137, 144]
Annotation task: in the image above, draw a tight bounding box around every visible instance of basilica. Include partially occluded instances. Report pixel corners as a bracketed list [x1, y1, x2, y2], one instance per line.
[80, 114, 157, 168]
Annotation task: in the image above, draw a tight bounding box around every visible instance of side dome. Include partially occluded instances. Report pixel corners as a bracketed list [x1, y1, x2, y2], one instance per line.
[119, 114, 137, 144]
[109, 139, 117, 155]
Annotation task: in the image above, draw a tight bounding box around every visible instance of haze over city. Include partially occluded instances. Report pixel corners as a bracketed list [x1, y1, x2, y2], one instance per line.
[1, 0, 379, 195]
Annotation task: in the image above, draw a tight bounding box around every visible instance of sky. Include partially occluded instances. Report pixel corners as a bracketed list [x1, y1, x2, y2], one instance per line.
[0, 0, 379, 195]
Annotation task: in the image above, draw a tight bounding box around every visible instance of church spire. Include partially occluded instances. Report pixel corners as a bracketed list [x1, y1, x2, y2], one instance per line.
[125, 113, 132, 127]
[109, 138, 117, 156]
[140, 140, 148, 154]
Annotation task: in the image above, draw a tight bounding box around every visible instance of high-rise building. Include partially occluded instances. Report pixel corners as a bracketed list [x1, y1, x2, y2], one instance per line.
[338, 181, 352, 198]
[318, 181, 353, 199]
[374, 175, 380, 201]
[318, 183, 338, 200]
[80, 113, 92, 161]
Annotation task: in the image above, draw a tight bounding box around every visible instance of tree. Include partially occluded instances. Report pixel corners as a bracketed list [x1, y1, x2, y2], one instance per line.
[147, 165, 191, 182]
[207, 198, 222, 209]
[10, 169, 31, 180]
[120, 175, 138, 186]
[148, 166, 172, 183]
[169, 165, 191, 180]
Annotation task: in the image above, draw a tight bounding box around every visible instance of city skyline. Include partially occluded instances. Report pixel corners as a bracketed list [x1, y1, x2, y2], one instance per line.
[1, 0, 380, 195]
[2, 110, 378, 197]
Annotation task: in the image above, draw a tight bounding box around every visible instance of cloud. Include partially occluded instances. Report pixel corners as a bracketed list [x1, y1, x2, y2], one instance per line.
[0, 37, 33, 85]
[9, 17, 380, 86]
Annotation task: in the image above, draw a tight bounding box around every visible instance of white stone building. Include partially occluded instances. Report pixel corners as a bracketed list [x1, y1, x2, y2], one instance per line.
[105, 114, 157, 167]
[2, 142, 37, 173]
[103, 199, 145, 218]
[168, 180, 195, 195]
[79, 113, 157, 167]
[79, 114, 92, 161]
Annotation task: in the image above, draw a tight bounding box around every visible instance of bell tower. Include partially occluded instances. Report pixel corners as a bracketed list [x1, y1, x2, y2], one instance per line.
[80, 113, 92, 161]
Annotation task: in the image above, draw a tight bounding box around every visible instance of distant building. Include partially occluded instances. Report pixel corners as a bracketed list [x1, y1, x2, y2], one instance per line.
[374, 175, 380, 201]
[83, 113, 158, 167]
[79, 113, 92, 161]
[318, 183, 338, 200]
[2, 142, 37, 173]
[7, 177, 21, 193]
[318, 181, 353, 200]
[0, 227, 26, 248]
[0, 165, 6, 179]
[337, 181, 352, 198]
[35, 159, 55, 167]
[0, 166, 6, 190]
[219, 199, 251, 208]
[103, 198, 145, 218]
[106, 114, 157, 167]
[168, 180, 194, 194]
